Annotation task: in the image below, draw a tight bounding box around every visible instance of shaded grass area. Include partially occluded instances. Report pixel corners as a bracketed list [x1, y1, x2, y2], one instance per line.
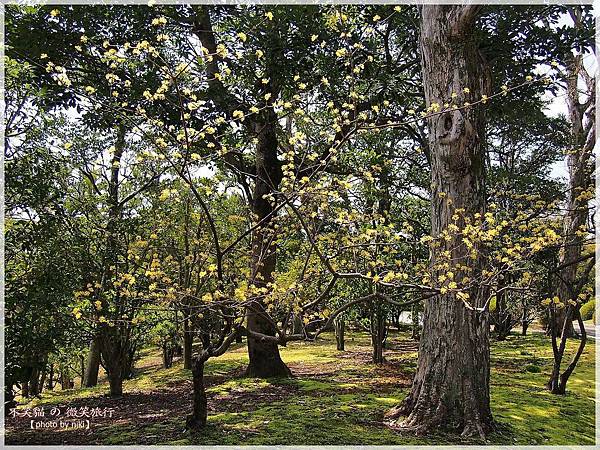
[6, 331, 595, 445]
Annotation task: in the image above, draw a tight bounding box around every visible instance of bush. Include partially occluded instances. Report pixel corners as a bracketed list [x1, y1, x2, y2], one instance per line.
[525, 364, 541, 373]
[580, 300, 595, 321]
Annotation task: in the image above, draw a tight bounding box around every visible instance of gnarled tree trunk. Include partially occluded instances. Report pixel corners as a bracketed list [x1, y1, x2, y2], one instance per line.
[387, 5, 494, 438]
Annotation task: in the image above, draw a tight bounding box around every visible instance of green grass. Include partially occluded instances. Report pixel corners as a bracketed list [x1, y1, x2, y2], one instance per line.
[12, 331, 596, 446]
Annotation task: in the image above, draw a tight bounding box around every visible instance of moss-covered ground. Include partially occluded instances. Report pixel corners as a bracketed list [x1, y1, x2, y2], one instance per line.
[5, 331, 596, 445]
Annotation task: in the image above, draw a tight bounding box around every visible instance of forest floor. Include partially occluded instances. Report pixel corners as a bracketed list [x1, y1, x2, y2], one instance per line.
[5, 331, 596, 446]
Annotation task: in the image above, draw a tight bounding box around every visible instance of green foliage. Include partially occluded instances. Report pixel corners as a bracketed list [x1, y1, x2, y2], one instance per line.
[580, 300, 595, 321]
[525, 364, 541, 373]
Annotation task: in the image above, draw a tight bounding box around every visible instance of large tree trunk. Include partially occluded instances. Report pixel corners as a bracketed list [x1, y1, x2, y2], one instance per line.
[100, 329, 126, 398]
[84, 335, 101, 387]
[107, 372, 123, 398]
[245, 110, 290, 379]
[387, 6, 493, 438]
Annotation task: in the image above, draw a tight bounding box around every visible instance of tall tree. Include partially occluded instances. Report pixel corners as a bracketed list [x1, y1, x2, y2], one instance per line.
[387, 5, 494, 437]
[547, 5, 595, 393]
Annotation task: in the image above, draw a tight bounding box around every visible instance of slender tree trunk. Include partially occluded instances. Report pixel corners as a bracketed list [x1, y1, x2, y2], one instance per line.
[38, 368, 47, 395]
[521, 299, 529, 336]
[162, 342, 175, 369]
[493, 278, 513, 340]
[245, 110, 290, 379]
[387, 6, 494, 438]
[47, 364, 54, 390]
[334, 316, 345, 351]
[84, 335, 101, 387]
[186, 356, 208, 430]
[183, 318, 193, 370]
[547, 12, 594, 388]
[548, 309, 587, 394]
[96, 125, 131, 397]
[371, 304, 386, 364]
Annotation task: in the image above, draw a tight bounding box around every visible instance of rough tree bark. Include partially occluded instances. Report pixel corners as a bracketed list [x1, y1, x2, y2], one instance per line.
[387, 5, 494, 438]
[245, 109, 291, 378]
[84, 335, 101, 387]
